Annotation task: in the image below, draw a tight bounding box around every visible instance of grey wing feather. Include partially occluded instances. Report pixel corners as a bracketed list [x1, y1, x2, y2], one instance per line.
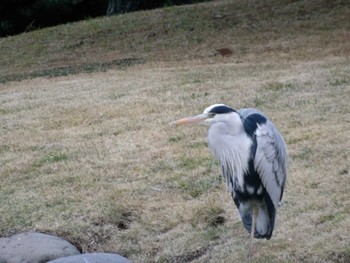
[238, 108, 266, 119]
[255, 122, 288, 208]
[239, 108, 288, 208]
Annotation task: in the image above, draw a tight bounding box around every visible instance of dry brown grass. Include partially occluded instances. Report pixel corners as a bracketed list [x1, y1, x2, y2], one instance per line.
[1, 0, 350, 262]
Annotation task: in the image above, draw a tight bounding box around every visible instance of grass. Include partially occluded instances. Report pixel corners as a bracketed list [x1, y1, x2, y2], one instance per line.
[33, 151, 68, 167]
[0, 0, 350, 262]
[0, 58, 143, 84]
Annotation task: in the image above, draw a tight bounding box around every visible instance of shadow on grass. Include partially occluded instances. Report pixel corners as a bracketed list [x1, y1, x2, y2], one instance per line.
[0, 58, 144, 84]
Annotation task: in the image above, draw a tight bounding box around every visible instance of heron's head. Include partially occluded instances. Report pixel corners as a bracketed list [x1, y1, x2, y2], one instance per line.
[170, 104, 238, 126]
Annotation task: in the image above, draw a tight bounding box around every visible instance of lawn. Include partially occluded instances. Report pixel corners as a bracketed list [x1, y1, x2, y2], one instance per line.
[0, 0, 349, 262]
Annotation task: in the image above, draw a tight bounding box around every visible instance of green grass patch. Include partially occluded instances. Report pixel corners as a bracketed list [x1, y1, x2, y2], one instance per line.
[168, 135, 182, 143]
[264, 81, 295, 91]
[0, 58, 143, 84]
[293, 146, 313, 161]
[191, 204, 226, 228]
[33, 151, 68, 168]
[329, 78, 349, 86]
[175, 174, 222, 198]
[316, 214, 336, 225]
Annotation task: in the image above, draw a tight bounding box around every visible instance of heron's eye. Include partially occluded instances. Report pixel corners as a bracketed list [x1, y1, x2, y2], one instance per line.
[208, 112, 216, 118]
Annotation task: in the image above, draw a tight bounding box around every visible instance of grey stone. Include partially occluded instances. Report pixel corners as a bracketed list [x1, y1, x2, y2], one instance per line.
[48, 253, 132, 263]
[0, 232, 80, 263]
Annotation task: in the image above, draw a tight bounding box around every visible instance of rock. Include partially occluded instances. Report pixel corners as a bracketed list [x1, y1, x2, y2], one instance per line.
[0, 232, 80, 263]
[48, 253, 132, 263]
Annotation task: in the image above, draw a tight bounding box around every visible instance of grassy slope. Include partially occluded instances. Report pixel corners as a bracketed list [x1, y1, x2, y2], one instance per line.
[1, 0, 349, 78]
[0, 0, 350, 262]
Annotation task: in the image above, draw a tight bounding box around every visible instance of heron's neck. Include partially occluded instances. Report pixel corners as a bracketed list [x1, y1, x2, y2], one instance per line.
[208, 124, 252, 192]
[222, 111, 244, 136]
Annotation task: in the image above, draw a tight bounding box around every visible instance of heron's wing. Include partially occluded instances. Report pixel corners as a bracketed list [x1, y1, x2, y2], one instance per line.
[238, 108, 266, 120]
[254, 120, 288, 208]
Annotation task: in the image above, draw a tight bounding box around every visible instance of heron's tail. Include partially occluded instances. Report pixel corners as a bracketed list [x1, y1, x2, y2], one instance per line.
[233, 194, 276, 239]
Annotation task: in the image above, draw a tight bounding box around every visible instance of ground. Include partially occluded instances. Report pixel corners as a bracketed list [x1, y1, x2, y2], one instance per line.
[0, 0, 349, 262]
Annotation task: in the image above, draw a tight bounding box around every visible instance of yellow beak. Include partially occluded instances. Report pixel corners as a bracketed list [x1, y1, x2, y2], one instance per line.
[170, 113, 208, 126]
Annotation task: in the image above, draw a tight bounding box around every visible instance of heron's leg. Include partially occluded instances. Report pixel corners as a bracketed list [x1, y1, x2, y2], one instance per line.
[247, 206, 258, 258]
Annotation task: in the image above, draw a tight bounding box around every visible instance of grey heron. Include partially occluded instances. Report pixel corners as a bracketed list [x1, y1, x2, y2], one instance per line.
[171, 104, 288, 258]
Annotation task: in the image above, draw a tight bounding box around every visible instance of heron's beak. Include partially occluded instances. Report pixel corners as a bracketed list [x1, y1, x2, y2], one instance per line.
[170, 113, 208, 126]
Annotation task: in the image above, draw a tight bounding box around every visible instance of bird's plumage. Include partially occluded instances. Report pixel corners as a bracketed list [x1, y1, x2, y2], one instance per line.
[205, 105, 287, 239]
[239, 108, 288, 208]
[171, 104, 288, 256]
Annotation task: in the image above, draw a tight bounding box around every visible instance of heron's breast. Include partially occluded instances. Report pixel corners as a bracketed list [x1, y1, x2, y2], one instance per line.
[208, 128, 252, 190]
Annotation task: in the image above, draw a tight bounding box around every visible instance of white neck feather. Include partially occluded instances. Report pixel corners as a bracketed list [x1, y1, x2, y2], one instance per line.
[208, 117, 252, 192]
